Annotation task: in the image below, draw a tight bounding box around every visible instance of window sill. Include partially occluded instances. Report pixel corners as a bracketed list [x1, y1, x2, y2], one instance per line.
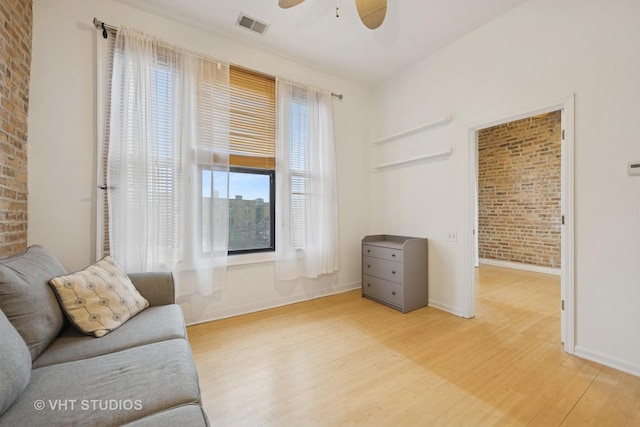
[227, 251, 275, 267]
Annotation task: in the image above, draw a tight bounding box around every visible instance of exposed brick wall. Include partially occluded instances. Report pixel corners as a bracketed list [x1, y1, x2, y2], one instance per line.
[478, 111, 561, 269]
[0, 0, 31, 257]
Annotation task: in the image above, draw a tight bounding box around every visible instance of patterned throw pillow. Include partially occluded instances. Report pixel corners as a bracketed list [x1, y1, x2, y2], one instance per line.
[49, 257, 149, 337]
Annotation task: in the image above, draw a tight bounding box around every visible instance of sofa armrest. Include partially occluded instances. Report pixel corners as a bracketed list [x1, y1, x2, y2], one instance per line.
[128, 272, 175, 307]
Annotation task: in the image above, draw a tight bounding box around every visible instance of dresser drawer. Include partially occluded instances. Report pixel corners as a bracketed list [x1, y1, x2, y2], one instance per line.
[362, 274, 403, 307]
[362, 244, 403, 263]
[362, 256, 403, 284]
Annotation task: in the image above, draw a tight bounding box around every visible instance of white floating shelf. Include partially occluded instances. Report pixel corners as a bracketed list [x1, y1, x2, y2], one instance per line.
[372, 148, 452, 170]
[373, 115, 452, 145]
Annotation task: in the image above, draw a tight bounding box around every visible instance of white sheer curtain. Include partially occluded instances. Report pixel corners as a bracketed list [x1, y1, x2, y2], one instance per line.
[275, 79, 340, 280]
[107, 28, 230, 322]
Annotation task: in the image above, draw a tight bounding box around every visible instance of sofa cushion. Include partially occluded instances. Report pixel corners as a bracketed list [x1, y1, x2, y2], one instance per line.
[33, 305, 187, 368]
[0, 309, 32, 416]
[0, 245, 67, 360]
[121, 404, 210, 427]
[0, 339, 202, 426]
[49, 256, 149, 337]
[128, 272, 175, 307]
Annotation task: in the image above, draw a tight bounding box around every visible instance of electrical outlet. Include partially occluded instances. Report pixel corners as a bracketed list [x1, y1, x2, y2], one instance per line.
[447, 232, 457, 242]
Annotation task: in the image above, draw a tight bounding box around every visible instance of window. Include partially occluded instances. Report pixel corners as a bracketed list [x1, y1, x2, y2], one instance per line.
[288, 88, 309, 249]
[274, 80, 339, 280]
[201, 66, 276, 255]
[228, 167, 275, 253]
[106, 40, 276, 260]
[102, 28, 343, 321]
[201, 167, 274, 254]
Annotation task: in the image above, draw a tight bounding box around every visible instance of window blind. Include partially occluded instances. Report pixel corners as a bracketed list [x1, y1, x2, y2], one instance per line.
[229, 65, 276, 169]
[288, 86, 310, 249]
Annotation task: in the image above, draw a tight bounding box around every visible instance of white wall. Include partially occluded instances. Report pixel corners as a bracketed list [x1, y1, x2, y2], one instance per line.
[370, 0, 640, 375]
[28, 0, 372, 323]
[29, 0, 640, 376]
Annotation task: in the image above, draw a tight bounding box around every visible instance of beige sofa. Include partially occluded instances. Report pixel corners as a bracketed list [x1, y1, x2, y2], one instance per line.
[0, 245, 209, 426]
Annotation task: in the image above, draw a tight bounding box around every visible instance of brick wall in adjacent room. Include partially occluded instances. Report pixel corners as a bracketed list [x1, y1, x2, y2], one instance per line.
[477, 111, 561, 269]
[0, 0, 32, 257]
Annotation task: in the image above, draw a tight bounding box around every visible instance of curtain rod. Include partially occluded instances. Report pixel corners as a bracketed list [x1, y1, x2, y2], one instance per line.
[92, 18, 116, 38]
[92, 17, 344, 101]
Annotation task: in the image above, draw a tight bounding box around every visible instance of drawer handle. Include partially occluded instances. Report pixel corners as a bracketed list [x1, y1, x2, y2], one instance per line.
[367, 249, 371, 253]
[367, 283, 371, 287]
[392, 254, 396, 257]
[392, 291, 396, 295]
[392, 271, 396, 274]
[367, 265, 371, 268]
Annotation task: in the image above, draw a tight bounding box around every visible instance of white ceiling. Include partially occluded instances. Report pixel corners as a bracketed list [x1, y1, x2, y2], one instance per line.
[114, 0, 527, 84]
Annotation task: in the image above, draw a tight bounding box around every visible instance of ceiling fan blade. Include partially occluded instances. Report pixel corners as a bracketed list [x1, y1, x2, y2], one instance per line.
[355, 0, 387, 29]
[278, 0, 305, 9]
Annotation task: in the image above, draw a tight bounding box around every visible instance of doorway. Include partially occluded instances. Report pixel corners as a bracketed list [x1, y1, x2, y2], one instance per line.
[476, 110, 562, 273]
[465, 95, 575, 354]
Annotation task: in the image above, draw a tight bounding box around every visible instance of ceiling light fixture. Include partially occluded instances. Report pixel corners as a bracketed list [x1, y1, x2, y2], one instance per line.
[278, 0, 387, 30]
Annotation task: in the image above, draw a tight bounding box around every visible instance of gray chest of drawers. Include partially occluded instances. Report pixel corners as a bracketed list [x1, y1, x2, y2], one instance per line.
[362, 235, 428, 313]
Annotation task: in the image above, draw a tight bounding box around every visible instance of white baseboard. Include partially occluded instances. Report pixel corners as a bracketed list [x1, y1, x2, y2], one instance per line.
[187, 284, 473, 325]
[479, 258, 561, 276]
[575, 346, 640, 378]
[186, 281, 361, 326]
[428, 299, 470, 318]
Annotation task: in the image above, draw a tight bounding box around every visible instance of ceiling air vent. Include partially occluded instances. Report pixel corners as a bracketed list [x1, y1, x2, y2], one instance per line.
[236, 13, 269, 35]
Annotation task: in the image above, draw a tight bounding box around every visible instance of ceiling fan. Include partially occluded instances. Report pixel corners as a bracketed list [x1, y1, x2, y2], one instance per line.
[278, 0, 387, 30]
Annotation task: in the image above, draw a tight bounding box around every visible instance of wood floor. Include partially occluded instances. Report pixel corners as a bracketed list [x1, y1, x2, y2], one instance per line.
[187, 265, 640, 426]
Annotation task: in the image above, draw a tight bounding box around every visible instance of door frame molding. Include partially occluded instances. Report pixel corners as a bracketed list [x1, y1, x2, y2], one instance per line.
[463, 94, 575, 354]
